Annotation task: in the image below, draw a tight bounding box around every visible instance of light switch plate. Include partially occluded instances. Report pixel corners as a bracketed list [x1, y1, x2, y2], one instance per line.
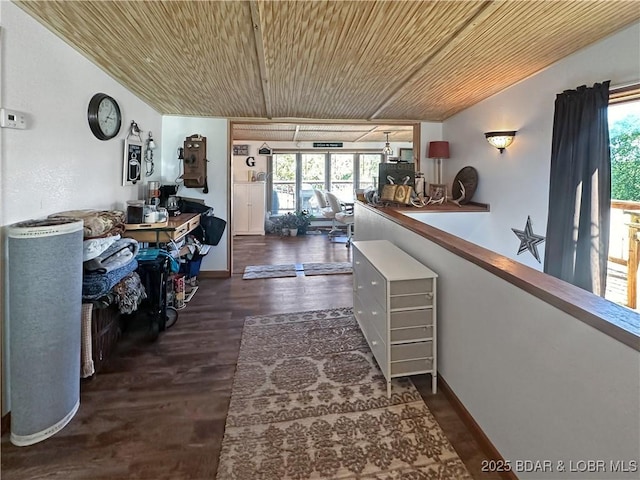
[0, 108, 27, 129]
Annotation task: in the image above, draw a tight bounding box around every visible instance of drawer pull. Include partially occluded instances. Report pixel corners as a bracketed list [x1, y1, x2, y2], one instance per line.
[355, 261, 360, 265]
[371, 281, 378, 286]
[372, 340, 378, 346]
[371, 311, 378, 316]
[357, 285, 363, 290]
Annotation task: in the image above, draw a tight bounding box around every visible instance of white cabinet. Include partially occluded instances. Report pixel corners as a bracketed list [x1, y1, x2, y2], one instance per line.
[352, 240, 438, 396]
[233, 182, 265, 235]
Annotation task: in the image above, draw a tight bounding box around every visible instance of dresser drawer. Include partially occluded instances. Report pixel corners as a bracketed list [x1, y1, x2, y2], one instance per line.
[391, 357, 433, 376]
[390, 292, 433, 310]
[390, 278, 433, 295]
[390, 309, 432, 329]
[390, 325, 433, 343]
[354, 290, 387, 344]
[353, 250, 387, 305]
[367, 320, 388, 379]
[391, 340, 432, 362]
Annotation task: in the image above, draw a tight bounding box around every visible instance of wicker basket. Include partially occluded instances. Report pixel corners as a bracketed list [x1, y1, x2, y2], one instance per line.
[91, 304, 121, 373]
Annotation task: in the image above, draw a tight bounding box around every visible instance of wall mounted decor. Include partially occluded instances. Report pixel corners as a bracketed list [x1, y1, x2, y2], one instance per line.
[123, 121, 143, 186]
[451, 166, 479, 206]
[87, 93, 121, 140]
[258, 143, 272, 155]
[233, 144, 249, 156]
[511, 216, 545, 262]
[181, 133, 208, 193]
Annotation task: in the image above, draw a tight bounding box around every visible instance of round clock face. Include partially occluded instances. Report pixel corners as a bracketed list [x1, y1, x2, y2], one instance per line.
[88, 93, 122, 140]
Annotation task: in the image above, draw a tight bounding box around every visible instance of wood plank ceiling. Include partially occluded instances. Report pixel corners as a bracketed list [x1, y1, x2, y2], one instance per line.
[16, 0, 640, 136]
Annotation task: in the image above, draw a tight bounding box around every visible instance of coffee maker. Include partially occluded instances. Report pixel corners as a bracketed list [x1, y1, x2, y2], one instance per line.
[158, 185, 180, 216]
[166, 195, 180, 217]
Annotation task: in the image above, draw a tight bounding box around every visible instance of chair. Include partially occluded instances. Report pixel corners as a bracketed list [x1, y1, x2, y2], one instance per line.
[325, 191, 355, 246]
[314, 189, 336, 225]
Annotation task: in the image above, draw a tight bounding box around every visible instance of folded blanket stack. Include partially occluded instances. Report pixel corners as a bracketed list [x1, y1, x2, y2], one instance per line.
[82, 258, 139, 300]
[84, 238, 140, 274]
[49, 209, 144, 309]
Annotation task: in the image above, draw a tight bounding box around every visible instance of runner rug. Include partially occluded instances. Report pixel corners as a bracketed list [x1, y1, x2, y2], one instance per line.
[216, 308, 471, 479]
[242, 262, 352, 279]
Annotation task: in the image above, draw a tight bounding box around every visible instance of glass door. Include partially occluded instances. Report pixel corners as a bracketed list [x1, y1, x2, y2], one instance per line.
[271, 153, 296, 215]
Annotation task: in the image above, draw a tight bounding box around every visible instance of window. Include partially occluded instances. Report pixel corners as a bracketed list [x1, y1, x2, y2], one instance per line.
[268, 151, 385, 215]
[330, 153, 355, 203]
[300, 153, 326, 212]
[606, 87, 640, 310]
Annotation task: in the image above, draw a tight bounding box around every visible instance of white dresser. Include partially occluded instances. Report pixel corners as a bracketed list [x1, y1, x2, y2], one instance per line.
[352, 240, 438, 396]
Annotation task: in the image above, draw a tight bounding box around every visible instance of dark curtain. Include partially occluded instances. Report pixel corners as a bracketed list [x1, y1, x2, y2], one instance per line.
[544, 81, 611, 296]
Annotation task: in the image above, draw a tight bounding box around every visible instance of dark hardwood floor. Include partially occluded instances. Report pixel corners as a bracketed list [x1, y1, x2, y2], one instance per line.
[1, 233, 505, 479]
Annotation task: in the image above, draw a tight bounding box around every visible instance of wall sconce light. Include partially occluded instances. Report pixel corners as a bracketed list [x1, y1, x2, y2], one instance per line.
[382, 131, 393, 156]
[427, 141, 450, 184]
[485, 131, 516, 154]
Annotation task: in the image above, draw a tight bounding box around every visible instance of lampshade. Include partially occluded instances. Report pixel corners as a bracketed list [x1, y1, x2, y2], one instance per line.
[427, 141, 450, 159]
[485, 131, 516, 153]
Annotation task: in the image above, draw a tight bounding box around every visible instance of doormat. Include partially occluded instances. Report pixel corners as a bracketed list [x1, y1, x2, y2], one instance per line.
[241, 264, 299, 279]
[242, 262, 352, 279]
[301, 261, 353, 276]
[216, 308, 471, 479]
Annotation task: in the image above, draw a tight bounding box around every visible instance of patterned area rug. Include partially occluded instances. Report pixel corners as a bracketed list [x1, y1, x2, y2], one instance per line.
[216, 308, 471, 479]
[242, 262, 352, 279]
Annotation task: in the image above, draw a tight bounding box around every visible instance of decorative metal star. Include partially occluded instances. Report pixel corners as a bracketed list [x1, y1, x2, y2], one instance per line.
[511, 216, 546, 263]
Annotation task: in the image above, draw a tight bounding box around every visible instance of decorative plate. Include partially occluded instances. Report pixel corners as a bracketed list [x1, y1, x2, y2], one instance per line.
[451, 166, 478, 204]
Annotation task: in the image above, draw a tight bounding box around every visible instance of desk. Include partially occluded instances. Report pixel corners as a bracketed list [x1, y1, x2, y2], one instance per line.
[123, 213, 201, 244]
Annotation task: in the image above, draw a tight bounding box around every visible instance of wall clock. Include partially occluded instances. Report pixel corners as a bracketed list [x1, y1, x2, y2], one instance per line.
[87, 93, 122, 140]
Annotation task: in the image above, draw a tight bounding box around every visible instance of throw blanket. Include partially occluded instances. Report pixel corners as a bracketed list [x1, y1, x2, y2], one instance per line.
[84, 238, 139, 274]
[82, 258, 138, 300]
[112, 271, 147, 314]
[83, 235, 120, 262]
[50, 209, 125, 239]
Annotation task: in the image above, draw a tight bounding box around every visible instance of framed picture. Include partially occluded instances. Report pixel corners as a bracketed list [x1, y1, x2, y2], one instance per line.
[428, 183, 447, 201]
[233, 144, 249, 156]
[123, 138, 143, 186]
[399, 148, 414, 161]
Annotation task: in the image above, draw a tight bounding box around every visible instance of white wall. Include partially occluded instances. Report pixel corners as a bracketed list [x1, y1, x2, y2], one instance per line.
[356, 204, 640, 479]
[0, 2, 163, 223]
[442, 22, 640, 271]
[161, 116, 229, 272]
[0, 1, 163, 415]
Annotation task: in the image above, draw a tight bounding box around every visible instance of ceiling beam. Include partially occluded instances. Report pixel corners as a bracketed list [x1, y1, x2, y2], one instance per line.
[353, 126, 379, 143]
[249, 0, 273, 119]
[369, 1, 502, 120]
